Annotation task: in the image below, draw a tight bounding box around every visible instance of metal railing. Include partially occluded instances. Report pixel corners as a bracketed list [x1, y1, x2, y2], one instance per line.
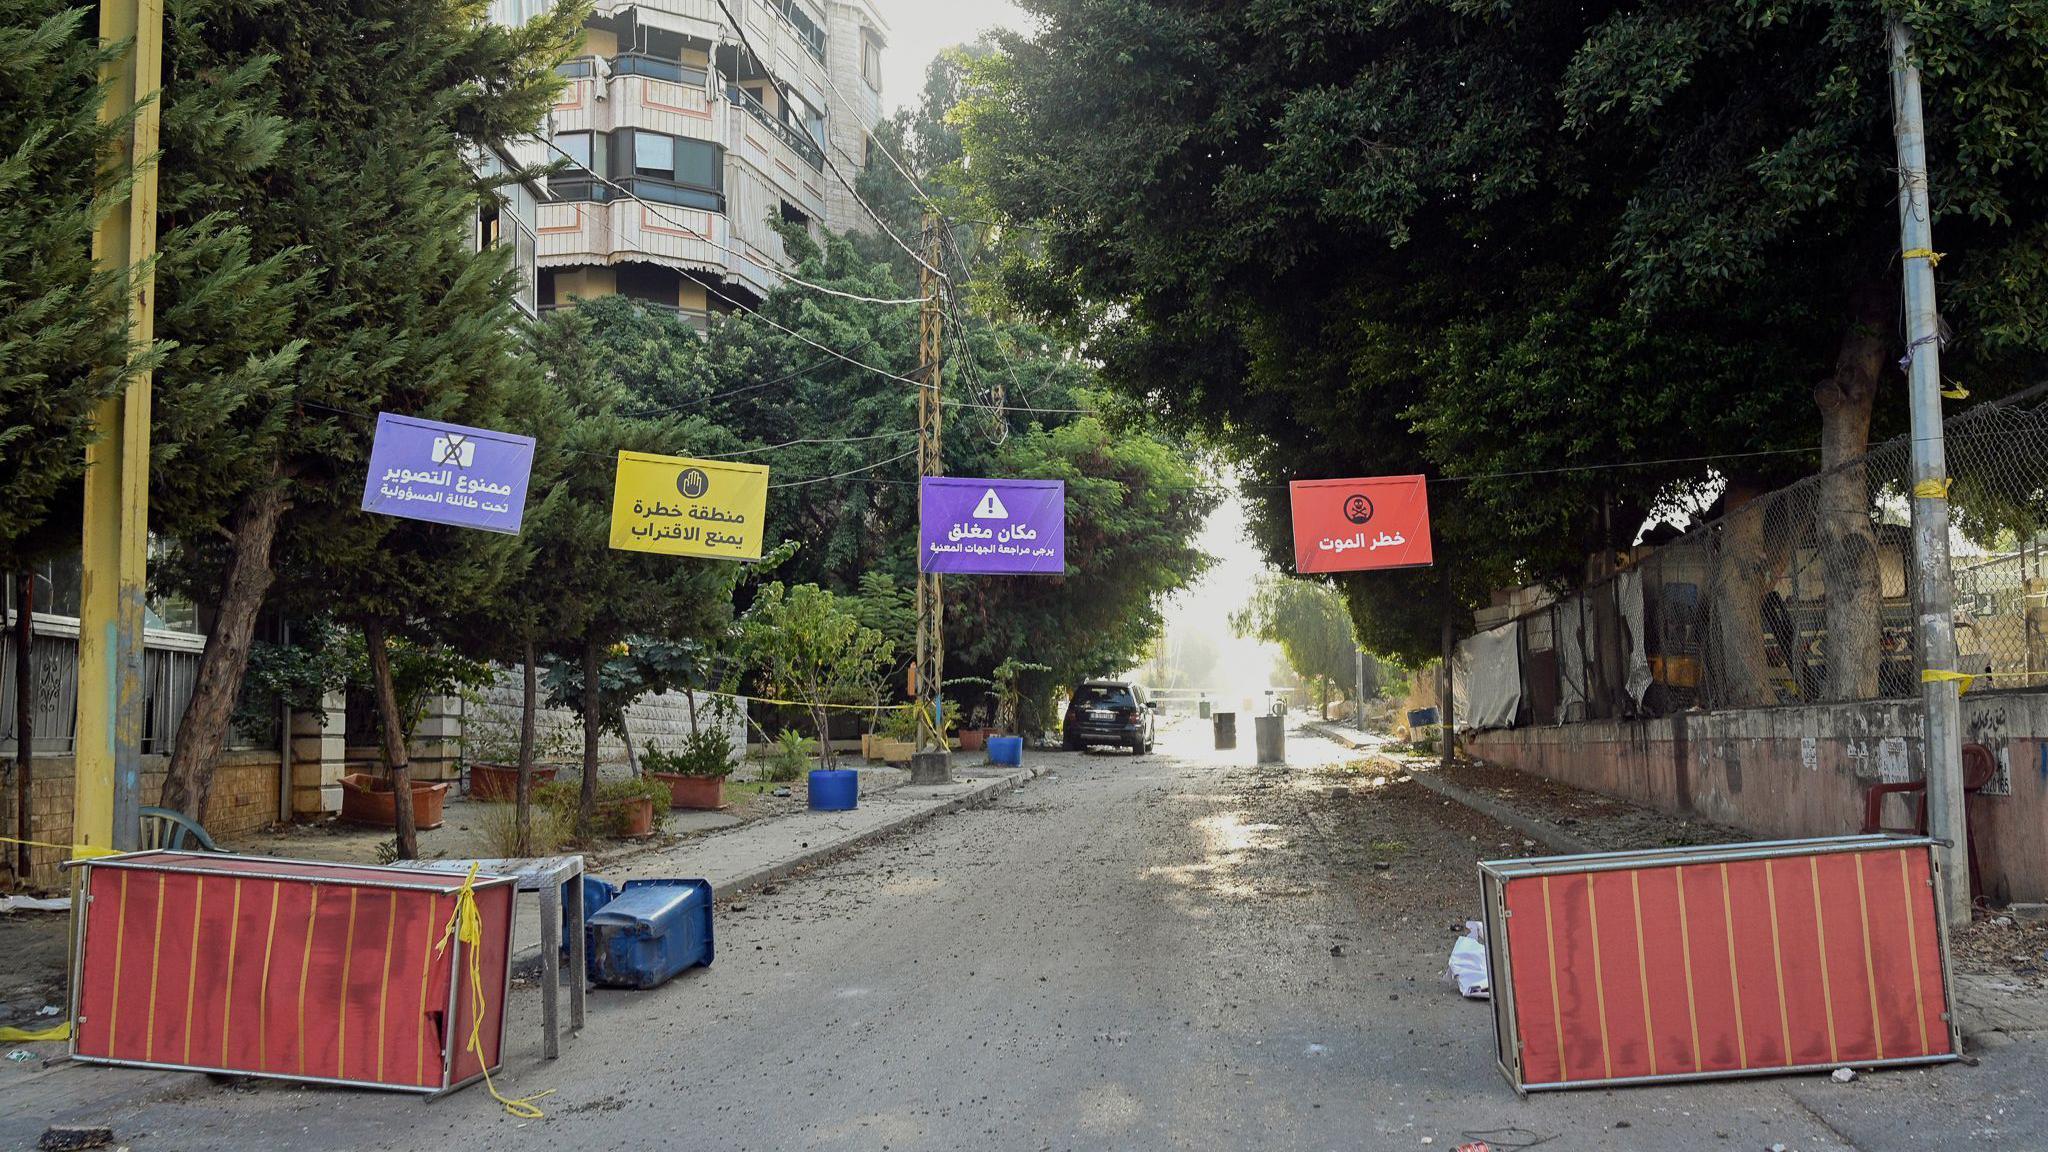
[726, 85, 824, 171]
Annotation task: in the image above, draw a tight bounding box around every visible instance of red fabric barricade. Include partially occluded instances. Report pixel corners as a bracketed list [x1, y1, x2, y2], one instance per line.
[69, 850, 516, 1093]
[1480, 836, 1959, 1092]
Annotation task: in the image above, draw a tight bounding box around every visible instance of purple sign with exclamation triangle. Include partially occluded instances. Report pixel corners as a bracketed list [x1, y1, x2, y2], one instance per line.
[918, 477, 1065, 574]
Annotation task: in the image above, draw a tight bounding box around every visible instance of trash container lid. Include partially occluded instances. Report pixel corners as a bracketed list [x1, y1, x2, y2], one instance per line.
[590, 878, 710, 933]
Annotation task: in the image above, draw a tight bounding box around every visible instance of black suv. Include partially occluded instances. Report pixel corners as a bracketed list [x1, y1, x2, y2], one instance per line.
[1062, 680, 1157, 753]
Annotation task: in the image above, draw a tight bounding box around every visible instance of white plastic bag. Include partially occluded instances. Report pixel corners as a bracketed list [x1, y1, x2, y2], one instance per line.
[1446, 920, 1490, 1000]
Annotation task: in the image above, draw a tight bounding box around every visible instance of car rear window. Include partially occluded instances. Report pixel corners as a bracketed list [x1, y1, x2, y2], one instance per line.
[1074, 685, 1135, 708]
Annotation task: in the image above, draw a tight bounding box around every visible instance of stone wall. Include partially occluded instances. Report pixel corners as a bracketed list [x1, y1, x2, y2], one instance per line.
[461, 670, 748, 777]
[1, 749, 283, 890]
[1463, 692, 2048, 903]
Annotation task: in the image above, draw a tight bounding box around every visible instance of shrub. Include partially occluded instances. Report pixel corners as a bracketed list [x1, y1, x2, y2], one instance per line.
[641, 727, 735, 778]
[765, 729, 814, 782]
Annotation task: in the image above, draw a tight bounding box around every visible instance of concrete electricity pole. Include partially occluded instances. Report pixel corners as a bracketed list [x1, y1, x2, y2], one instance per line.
[913, 211, 947, 770]
[76, 0, 165, 854]
[1889, 19, 1969, 920]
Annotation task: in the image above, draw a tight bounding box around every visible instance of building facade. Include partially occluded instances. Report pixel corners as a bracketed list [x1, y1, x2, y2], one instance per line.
[490, 0, 889, 328]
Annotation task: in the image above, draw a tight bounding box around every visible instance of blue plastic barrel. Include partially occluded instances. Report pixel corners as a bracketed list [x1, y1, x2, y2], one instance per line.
[808, 768, 859, 811]
[988, 735, 1023, 766]
[588, 877, 714, 989]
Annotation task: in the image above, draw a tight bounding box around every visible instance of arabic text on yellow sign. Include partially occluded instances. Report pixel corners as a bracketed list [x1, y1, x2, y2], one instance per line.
[609, 452, 768, 560]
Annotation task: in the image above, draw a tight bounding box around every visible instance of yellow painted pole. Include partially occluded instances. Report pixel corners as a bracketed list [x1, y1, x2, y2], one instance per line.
[76, 0, 164, 855]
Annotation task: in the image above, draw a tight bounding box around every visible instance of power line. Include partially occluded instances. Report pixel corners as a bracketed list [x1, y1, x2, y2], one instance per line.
[707, 0, 945, 281]
[768, 447, 917, 488]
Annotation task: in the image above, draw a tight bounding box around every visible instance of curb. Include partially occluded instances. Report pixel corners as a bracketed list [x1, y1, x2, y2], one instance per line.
[709, 766, 1038, 901]
[1306, 722, 1596, 855]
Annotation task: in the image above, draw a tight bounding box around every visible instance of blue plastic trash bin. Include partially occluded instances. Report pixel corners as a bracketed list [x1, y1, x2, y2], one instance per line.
[561, 875, 619, 967]
[988, 735, 1023, 766]
[588, 877, 715, 990]
[808, 768, 858, 811]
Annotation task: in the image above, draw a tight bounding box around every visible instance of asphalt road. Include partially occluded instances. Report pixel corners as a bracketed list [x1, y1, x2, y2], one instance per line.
[9, 721, 2042, 1151]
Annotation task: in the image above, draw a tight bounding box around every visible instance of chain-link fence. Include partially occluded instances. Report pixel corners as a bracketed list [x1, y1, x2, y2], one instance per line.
[1474, 385, 2048, 727]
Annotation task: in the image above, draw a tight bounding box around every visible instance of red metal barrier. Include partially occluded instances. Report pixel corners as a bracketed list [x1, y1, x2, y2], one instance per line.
[1481, 836, 1959, 1092]
[67, 851, 516, 1094]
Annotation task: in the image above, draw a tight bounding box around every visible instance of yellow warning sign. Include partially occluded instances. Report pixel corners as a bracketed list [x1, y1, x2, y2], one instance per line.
[608, 451, 768, 560]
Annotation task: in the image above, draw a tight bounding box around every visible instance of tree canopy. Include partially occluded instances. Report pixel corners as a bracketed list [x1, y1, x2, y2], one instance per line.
[959, 0, 2048, 663]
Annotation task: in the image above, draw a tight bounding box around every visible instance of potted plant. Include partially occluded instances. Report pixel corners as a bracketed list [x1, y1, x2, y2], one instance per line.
[459, 685, 566, 801]
[988, 658, 1052, 736]
[871, 705, 918, 764]
[765, 729, 814, 783]
[539, 776, 667, 839]
[596, 776, 669, 838]
[642, 728, 736, 810]
[339, 772, 450, 829]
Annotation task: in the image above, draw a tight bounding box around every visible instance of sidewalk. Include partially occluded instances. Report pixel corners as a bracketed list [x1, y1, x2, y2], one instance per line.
[0, 761, 1037, 1141]
[1305, 721, 2048, 1044]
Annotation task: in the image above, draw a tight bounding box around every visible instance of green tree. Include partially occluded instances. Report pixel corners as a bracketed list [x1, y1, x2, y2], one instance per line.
[1232, 576, 1359, 715]
[152, 0, 587, 826]
[741, 582, 894, 769]
[960, 0, 2048, 680]
[0, 1, 132, 572]
[524, 302, 744, 831]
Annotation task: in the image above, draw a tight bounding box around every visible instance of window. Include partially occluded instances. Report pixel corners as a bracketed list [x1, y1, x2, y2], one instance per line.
[551, 131, 608, 201]
[633, 131, 674, 179]
[556, 131, 592, 172]
[675, 138, 720, 190]
[861, 30, 882, 90]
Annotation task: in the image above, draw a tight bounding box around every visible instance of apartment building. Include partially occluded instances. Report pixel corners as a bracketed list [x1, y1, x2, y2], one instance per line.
[489, 0, 890, 331]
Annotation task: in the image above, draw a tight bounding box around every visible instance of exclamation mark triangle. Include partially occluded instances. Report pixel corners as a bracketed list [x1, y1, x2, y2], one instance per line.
[973, 488, 1009, 519]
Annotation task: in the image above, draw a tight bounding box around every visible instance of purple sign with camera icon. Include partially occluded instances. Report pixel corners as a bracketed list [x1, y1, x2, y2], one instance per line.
[360, 412, 535, 534]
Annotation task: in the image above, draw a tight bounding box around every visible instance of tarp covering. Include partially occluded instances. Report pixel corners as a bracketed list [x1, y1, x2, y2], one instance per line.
[1619, 569, 1654, 707]
[1454, 621, 1522, 731]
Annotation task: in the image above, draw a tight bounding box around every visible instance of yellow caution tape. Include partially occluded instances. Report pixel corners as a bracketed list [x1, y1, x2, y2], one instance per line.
[0, 834, 118, 861]
[0, 1022, 69, 1043]
[1911, 477, 1952, 500]
[438, 864, 551, 1119]
[1941, 384, 1970, 400]
[1921, 669, 1978, 694]
[1903, 247, 1945, 267]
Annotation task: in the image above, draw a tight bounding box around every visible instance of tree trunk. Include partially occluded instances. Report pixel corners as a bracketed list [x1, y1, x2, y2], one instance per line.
[1815, 281, 1891, 700]
[160, 487, 285, 818]
[620, 713, 640, 776]
[15, 568, 34, 880]
[812, 702, 834, 769]
[1709, 485, 1794, 707]
[516, 634, 537, 858]
[684, 687, 699, 738]
[579, 639, 600, 833]
[362, 618, 419, 859]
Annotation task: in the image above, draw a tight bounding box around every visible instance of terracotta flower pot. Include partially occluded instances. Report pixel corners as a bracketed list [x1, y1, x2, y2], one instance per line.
[604, 796, 656, 838]
[958, 729, 989, 752]
[649, 772, 726, 811]
[338, 773, 448, 830]
[468, 762, 559, 802]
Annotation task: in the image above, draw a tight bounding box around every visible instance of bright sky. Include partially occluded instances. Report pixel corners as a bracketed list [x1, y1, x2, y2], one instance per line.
[875, 0, 1028, 112]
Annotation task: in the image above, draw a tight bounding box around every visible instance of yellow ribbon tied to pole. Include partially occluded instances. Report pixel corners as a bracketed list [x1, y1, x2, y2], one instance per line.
[1902, 247, 1945, 267]
[1911, 477, 1952, 500]
[1921, 669, 1977, 694]
[437, 863, 552, 1119]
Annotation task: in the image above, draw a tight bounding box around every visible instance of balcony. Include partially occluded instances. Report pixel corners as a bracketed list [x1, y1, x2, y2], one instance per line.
[726, 84, 823, 171]
[768, 0, 827, 64]
[611, 52, 711, 88]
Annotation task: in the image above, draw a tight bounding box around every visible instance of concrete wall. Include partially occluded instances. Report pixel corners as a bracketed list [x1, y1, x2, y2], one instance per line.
[1, 749, 284, 890]
[1464, 692, 2048, 903]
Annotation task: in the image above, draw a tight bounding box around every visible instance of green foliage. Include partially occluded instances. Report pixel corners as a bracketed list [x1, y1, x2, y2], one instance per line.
[742, 582, 894, 766]
[765, 729, 814, 782]
[0, 1, 135, 567]
[961, 0, 2048, 662]
[536, 774, 666, 837]
[877, 705, 919, 741]
[231, 620, 350, 734]
[1232, 577, 1360, 700]
[342, 632, 494, 746]
[642, 727, 736, 779]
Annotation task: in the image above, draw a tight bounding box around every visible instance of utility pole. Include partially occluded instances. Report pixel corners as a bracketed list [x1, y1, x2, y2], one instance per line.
[1890, 19, 1968, 920]
[914, 211, 947, 768]
[76, 0, 165, 855]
